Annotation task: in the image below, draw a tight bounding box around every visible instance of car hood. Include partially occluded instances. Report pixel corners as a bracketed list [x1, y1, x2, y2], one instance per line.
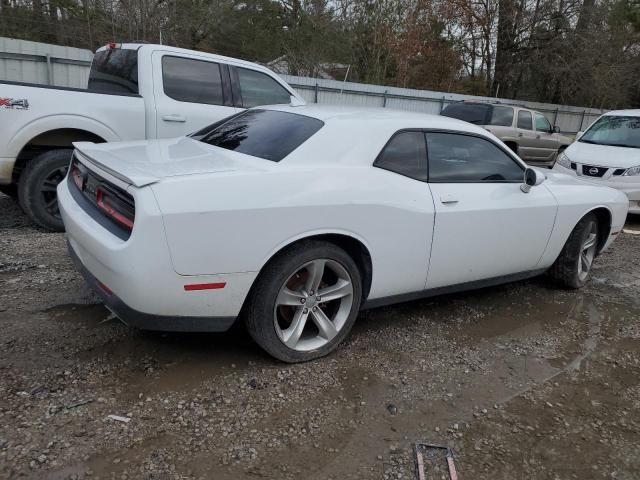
[565, 141, 640, 168]
[73, 137, 266, 187]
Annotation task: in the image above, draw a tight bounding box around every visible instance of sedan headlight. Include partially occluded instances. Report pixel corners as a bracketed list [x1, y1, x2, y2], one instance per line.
[556, 151, 571, 169]
[623, 166, 640, 176]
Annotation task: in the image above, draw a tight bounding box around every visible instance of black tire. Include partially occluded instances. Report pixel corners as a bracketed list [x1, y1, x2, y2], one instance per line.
[17, 149, 73, 232]
[244, 240, 363, 363]
[0, 184, 18, 199]
[547, 213, 599, 289]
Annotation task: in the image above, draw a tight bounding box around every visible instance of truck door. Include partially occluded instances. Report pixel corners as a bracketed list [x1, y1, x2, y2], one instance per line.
[515, 109, 537, 162]
[152, 51, 238, 138]
[534, 112, 559, 163]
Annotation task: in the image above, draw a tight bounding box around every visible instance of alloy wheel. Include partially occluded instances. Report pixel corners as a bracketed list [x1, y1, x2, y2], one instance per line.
[273, 258, 354, 352]
[577, 222, 598, 282]
[40, 166, 68, 220]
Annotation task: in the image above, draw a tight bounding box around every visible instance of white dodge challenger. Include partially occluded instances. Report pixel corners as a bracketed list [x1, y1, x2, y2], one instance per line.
[58, 105, 628, 362]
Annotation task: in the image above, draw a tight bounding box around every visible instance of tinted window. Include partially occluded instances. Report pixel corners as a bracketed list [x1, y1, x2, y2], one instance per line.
[374, 132, 428, 181]
[489, 106, 514, 126]
[535, 113, 552, 132]
[88, 49, 138, 95]
[196, 110, 323, 161]
[162, 56, 223, 105]
[237, 68, 291, 108]
[427, 133, 523, 182]
[441, 104, 490, 125]
[580, 115, 640, 148]
[517, 110, 533, 130]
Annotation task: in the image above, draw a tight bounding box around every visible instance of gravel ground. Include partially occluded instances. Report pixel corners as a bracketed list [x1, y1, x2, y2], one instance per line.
[1, 192, 640, 480]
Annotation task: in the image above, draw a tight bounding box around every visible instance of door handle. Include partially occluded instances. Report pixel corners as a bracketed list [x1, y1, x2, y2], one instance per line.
[536, 135, 541, 139]
[162, 114, 186, 123]
[518, 132, 523, 137]
[440, 194, 459, 204]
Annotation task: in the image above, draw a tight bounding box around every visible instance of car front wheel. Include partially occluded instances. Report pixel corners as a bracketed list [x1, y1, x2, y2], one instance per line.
[548, 213, 599, 288]
[244, 241, 363, 363]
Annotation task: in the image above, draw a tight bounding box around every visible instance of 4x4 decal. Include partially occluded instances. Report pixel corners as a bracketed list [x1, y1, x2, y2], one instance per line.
[0, 98, 29, 110]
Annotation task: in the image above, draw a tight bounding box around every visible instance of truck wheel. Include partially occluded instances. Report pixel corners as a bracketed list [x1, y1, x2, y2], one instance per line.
[547, 213, 599, 289]
[0, 184, 18, 198]
[18, 149, 73, 232]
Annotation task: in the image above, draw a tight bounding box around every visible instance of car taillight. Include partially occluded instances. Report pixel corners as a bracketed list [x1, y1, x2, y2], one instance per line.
[107, 42, 121, 49]
[96, 188, 134, 230]
[71, 164, 84, 190]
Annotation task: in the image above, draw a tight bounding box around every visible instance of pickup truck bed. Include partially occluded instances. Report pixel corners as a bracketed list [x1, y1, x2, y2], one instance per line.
[0, 42, 301, 230]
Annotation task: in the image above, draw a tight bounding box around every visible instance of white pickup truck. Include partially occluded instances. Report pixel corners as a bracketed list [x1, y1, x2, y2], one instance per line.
[0, 42, 302, 230]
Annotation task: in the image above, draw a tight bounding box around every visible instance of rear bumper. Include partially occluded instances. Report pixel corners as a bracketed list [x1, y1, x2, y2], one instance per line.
[68, 242, 235, 332]
[58, 175, 256, 332]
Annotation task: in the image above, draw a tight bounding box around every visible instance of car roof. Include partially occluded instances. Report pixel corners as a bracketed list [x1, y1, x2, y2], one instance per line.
[263, 104, 489, 135]
[603, 109, 640, 117]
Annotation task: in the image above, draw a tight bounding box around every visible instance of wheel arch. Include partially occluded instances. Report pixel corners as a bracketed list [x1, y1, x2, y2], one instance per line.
[9, 116, 118, 183]
[503, 140, 518, 154]
[255, 232, 374, 302]
[588, 206, 612, 255]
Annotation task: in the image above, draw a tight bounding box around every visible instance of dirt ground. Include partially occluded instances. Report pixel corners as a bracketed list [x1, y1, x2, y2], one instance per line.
[1, 192, 640, 480]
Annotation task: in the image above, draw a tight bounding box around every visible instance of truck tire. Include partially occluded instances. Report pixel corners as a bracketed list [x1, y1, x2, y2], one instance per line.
[547, 213, 599, 289]
[18, 149, 73, 232]
[0, 184, 18, 198]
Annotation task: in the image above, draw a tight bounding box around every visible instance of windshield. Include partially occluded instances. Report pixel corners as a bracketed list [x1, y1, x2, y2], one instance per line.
[580, 115, 640, 149]
[193, 109, 324, 162]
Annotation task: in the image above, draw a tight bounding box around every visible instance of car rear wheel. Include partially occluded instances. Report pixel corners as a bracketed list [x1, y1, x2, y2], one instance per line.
[548, 213, 599, 288]
[244, 241, 362, 363]
[18, 149, 72, 232]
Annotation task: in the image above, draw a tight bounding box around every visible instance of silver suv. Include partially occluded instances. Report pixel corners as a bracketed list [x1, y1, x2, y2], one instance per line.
[441, 102, 573, 167]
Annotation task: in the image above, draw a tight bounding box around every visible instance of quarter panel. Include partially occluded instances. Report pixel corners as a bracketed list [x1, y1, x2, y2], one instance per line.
[152, 166, 436, 299]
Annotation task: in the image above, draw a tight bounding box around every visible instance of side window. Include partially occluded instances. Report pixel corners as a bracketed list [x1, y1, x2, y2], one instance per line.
[517, 110, 533, 130]
[427, 133, 523, 182]
[162, 56, 224, 105]
[236, 68, 291, 108]
[489, 106, 514, 126]
[535, 112, 551, 132]
[374, 131, 428, 181]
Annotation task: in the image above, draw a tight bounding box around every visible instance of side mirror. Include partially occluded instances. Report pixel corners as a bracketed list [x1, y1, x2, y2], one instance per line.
[553, 125, 560, 133]
[521, 168, 545, 193]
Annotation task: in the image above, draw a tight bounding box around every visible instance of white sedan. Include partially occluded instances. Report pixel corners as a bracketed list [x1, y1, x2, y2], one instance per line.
[58, 105, 628, 362]
[554, 110, 640, 213]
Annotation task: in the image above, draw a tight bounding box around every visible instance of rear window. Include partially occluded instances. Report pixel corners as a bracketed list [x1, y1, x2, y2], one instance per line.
[489, 106, 514, 126]
[441, 104, 490, 125]
[194, 110, 324, 162]
[88, 49, 139, 95]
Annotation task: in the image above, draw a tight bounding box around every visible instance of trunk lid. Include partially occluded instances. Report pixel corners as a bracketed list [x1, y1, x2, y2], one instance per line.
[73, 137, 259, 187]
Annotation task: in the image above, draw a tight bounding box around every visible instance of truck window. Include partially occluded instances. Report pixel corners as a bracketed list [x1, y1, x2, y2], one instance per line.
[236, 68, 292, 108]
[489, 106, 514, 126]
[535, 112, 552, 132]
[162, 56, 224, 105]
[440, 104, 490, 125]
[88, 49, 139, 95]
[517, 110, 533, 130]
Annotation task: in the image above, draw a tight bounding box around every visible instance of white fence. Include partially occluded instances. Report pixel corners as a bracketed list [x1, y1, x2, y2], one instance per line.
[0, 37, 92, 88]
[281, 75, 605, 134]
[0, 37, 605, 133]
